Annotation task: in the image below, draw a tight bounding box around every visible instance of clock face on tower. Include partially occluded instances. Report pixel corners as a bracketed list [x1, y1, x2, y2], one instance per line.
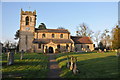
[26, 27, 30, 30]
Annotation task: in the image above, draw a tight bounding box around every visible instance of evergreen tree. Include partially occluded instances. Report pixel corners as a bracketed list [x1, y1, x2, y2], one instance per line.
[98, 41, 105, 51]
[14, 30, 20, 40]
[38, 23, 47, 29]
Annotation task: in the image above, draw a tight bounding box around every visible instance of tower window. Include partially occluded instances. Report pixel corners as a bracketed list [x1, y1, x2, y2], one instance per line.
[52, 34, 54, 38]
[42, 34, 46, 38]
[26, 16, 29, 25]
[60, 34, 63, 38]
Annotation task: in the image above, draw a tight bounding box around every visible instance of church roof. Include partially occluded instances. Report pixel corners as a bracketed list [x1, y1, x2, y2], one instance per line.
[71, 36, 93, 44]
[33, 39, 73, 44]
[35, 28, 70, 33]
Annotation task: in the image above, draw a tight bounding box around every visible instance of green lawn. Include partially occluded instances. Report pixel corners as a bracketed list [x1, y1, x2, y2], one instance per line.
[56, 52, 119, 78]
[2, 53, 49, 78]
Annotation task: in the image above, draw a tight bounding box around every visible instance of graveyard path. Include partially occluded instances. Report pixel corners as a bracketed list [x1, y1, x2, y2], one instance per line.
[47, 54, 61, 78]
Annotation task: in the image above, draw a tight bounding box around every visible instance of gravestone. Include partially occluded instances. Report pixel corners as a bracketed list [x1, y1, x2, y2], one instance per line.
[66, 55, 70, 68]
[73, 57, 77, 74]
[20, 50, 24, 60]
[104, 49, 106, 52]
[7, 50, 14, 65]
[70, 56, 74, 70]
[116, 49, 120, 57]
[99, 49, 102, 52]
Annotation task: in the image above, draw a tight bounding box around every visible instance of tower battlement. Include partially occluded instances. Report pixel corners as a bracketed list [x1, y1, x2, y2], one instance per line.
[21, 9, 36, 16]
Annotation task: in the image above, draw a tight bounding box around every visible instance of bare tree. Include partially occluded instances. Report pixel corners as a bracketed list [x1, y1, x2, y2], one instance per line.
[100, 29, 111, 49]
[76, 23, 94, 38]
[57, 27, 65, 29]
[93, 31, 101, 47]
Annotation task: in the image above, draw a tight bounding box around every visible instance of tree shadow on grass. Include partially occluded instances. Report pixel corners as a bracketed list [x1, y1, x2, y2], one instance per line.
[60, 56, 119, 78]
[2, 59, 49, 78]
[56, 52, 94, 62]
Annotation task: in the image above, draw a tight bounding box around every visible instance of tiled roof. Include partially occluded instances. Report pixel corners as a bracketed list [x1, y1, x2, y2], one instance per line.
[33, 39, 73, 44]
[35, 28, 70, 33]
[71, 36, 93, 44]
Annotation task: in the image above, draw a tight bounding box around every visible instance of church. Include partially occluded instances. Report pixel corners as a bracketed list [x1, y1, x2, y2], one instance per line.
[19, 9, 94, 53]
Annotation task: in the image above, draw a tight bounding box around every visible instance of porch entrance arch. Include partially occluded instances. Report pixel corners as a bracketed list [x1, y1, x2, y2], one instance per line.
[49, 47, 53, 53]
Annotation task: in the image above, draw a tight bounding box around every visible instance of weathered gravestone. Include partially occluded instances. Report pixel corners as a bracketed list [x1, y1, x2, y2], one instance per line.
[66, 55, 71, 68]
[7, 50, 14, 65]
[70, 56, 74, 70]
[20, 50, 24, 60]
[73, 57, 78, 74]
[104, 49, 106, 52]
[116, 49, 120, 57]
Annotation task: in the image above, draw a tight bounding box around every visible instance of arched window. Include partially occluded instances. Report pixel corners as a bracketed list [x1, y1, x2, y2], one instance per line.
[60, 34, 63, 38]
[57, 44, 60, 49]
[66, 44, 69, 49]
[52, 34, 54, 38]
[81, 45, 83, 48]
[26, 16, 29, 25]
[42, 34, 45, 38]
[38, 44, 41, 49]
[87, 45, 89, 49]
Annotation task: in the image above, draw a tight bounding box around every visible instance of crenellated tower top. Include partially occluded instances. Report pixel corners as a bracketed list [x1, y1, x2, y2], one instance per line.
[21, 8, 36, 16]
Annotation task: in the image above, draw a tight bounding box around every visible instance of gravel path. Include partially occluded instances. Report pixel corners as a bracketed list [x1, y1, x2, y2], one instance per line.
[47, 54, 61, 78]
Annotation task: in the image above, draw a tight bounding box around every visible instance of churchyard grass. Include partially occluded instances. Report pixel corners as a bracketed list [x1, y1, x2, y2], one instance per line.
[56, 51, 119, 78]
[2, 53, 49, 78]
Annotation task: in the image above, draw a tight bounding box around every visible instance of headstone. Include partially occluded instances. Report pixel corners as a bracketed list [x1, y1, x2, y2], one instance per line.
[7, 51, 14, 65]
[73, 57, 77, 74]
[20, 50, 24, 60]
[116, 49, 120, 57]
[70, 56, 74, 70]
[66, 55, 70, 68]
[104, 49, 106, 52]
[99, 49, 102, 52]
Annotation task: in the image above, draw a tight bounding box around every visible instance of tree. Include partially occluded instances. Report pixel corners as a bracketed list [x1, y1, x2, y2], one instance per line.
[100, 29, 111, 49]
[93, 31, 101, 47]
[76, 23, 94, 38]
[112, 25, 120, 49]
[57, 27, 65, 29]
[98, 41, 105, 51]
[38, 23, 47, 29]
[14, 30, 20, 40]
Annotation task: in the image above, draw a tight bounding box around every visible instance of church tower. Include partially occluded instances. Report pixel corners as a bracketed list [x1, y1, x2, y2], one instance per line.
[19, 9, 36, 52]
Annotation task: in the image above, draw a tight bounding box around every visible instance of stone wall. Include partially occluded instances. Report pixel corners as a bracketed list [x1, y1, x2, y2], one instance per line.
[33, 42, 74, 53]
[34, 32, 70, 39]
[75, 44, 94, 52]
[19, 31, 34, 52]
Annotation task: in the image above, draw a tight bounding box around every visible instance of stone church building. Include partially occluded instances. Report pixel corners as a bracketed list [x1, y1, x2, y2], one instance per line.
[19, 9, 94, 53]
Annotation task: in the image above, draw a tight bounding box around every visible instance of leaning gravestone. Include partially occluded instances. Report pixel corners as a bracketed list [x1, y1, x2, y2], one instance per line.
[7, 50, 14, 65]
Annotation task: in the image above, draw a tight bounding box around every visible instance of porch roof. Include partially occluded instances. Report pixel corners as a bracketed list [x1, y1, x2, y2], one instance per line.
[33, 39, 74, 44]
